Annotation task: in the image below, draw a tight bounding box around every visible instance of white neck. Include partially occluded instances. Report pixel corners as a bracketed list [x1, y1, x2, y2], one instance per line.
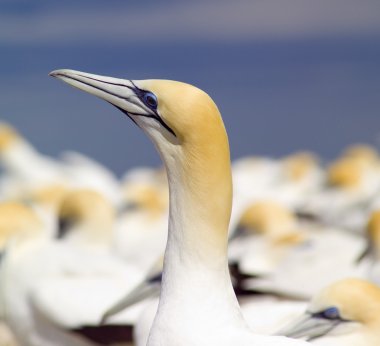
[147, 124, 248, 345]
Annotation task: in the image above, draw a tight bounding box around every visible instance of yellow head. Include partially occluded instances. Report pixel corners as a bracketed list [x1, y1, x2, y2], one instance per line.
[27, 184, 68, 212]
[282, 151, 319, 182]
[51, 70, 233, 248]
[238, 201, 304, 245]
[310, 278, 380, 326]
[343, 144, 378, 164]
[58, 189, 114, 242]
[122, 182, 168, 216]
[327, 157, 371, 189]
[0, 123, 21, 153]
[0, 202, 43, 248]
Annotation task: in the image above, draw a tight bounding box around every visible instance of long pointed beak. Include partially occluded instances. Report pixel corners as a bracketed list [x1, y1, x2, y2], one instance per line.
[275, 313, 340, 341]
[356, 240, 375, 265]
[49, 69, 145, 115]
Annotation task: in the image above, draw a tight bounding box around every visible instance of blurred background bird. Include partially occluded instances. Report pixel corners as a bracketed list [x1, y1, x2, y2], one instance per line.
[1, 0, 380, 345]
[0, 121, 380, 345]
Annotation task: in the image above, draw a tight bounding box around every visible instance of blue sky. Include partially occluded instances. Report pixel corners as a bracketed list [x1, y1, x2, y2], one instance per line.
[1, 0, 380, 174]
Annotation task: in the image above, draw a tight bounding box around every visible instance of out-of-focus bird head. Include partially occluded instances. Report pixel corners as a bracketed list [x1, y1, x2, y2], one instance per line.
[278, 278, 380, 341]
[57, 189, 115, 245]
[237, 200, 305, 245]
[50, 69, 233, 243]
[327, 144, 380, 191]
[343, 144, 379, 164]
[0, 202, 44, 247]
[327, 157, 373, 190]
[27, 184, 68, 213]
[122, 182, 168, 217]
[282, 151, 320, 182]
[0, 122, 22, 154]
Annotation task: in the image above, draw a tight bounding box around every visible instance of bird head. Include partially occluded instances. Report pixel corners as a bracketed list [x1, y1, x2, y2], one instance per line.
[278, 278, 380, 340]
[0, 202, 44, 247]
[49, 70, 226, 157]
[50, 70, 233, 237]
[57, 189, 114, 244]
[0, 122, 22, 154]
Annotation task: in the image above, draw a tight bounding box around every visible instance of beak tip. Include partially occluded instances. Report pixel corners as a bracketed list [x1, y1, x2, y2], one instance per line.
[49, 69, 72, 78]
[49, 70, 60, 78]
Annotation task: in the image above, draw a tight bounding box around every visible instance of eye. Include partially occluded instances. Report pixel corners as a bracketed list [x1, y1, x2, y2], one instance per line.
[143, 92, 158, 110]
[313, 307, 340, 320]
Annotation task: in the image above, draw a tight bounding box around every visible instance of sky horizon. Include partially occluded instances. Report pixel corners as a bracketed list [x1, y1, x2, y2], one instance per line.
[1, 0, 380, 175]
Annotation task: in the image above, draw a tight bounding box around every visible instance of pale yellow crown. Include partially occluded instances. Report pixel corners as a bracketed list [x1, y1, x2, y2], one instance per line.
[343, 144, 379, 164]
[0, 202, 43, 248]
[327, 157, 371, 189]
[283, 152, 319, 181]
[0, 123, 20, 152]
[238, 201, 304, 245]
[311, 278, 380, 326]
[144, 80, 223, 144]
[123, 182, 168, 215]
[58, 189, 114, 227]
[28, 184, 68, 211]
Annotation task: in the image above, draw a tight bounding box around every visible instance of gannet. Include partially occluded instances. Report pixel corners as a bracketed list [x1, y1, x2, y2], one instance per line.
[100, 200, 304, 328]
[27, 184, 68, 213]
[243, 225, 366, 298]
[343, 143, 379, 163]
[278, 278, 380, 345]
[60, 187, 167, 326]
[51, 68, 309, 345]
[299, 146, 380, 231]
[56, 188, 119, 254]
[0, 122, 64, 198]
[229, 200, 307, 276]
[231, 152, 323, 214]
[0, 122, 121, 206]
[0, 197, 146, 346]
[102, 200, 305, 323]
[0, 202, 51, 346]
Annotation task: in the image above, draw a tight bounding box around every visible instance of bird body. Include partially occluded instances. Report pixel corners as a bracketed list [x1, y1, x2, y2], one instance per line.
[244, 226, 367, 298]
[0, 198, 144, 346]
[51, 69, 309, 345]
[0, 123, 121, 206]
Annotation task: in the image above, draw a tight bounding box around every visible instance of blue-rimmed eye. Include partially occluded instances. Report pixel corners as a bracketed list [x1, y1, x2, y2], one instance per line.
[315, 307, 340, 320]
[143, 92, 158, 110]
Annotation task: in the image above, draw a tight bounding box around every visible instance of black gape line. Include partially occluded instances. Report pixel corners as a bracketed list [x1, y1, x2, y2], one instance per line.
[57, 216, 75, 239]
[305, 321, 341, 342]
[128, 110, 176, 137]
[58, 73, 176, 137]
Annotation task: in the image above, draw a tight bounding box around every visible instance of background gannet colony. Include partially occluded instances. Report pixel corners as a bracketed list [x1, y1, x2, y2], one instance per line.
[2, 1, 380, 345]
[0, 119, 379, 345]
